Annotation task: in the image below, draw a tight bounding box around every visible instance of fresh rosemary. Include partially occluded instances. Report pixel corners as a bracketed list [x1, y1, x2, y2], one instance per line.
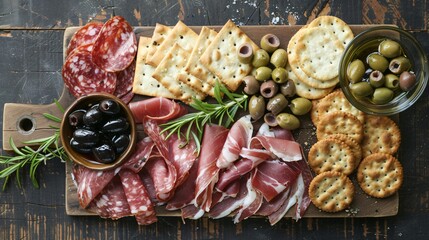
[160, 81, 248, 154]
[0, 100, 68, 190]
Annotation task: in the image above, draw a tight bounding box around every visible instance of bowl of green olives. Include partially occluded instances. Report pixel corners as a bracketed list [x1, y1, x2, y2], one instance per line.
[339, 26, 428, 115]
[60, 93, 137, 170]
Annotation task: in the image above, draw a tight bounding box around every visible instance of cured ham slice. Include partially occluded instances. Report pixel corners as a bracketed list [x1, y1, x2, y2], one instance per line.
[257, 123, 294, 141]
[216, 115, 253, 169]
[119, 170, 157, 225]
[249, 136, 302, 162]
[251, 160, 300, 202]
[233, 178, 264, 223]
[215, 148, 272, 192]
[144, 155, 176, 202]
[181, 205, 205, 220]
[129, 97, 186, 123]
[256, 188, 291, 216]
[122, 137, 155, 173]
[195, 124, 229, 211]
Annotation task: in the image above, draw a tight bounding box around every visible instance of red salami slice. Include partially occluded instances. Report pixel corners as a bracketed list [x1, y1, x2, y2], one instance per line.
[62, 44, 117, 98]
[115, 60, 135, 98]
[66, 22, 103, 56]
[119, 170, 157, 225]
[92, 16, 137, 72]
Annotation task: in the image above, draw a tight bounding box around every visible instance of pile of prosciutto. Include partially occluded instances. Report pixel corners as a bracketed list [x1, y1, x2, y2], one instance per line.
[72, 97, 313, 225]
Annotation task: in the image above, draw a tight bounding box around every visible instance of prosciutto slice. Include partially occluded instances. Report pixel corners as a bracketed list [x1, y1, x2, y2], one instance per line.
[251, 160, 300, 202]
[216, 115, 253, 169]
[129, 97, 186, 123]
[249, 136, 302, 162]
[194, 124, 229, 211]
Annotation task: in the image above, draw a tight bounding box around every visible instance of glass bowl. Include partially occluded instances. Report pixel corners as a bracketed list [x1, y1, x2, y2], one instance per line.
[339, 26, 428, 115]
[60, 93, 136, 170]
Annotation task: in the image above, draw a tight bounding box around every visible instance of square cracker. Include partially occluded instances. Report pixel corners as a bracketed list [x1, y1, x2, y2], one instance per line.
[184, 26, 219, 95]
[199, 19, 259, 91]
[132, 37, 176, 99]
[146, 23, 171, 61]
[152, 43, 206, 104]
[147, 21, 198, 66]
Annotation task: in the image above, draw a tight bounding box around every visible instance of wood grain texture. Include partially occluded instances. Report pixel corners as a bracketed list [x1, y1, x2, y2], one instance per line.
[1, 0, 429, 239]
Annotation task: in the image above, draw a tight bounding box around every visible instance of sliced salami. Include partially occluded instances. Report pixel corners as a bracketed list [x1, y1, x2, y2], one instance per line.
[115, 60, 135, 98]
[62, 44, 117, 98]
[92, 16, 137, 72]
[119, 170, 157, 225]
[66, 22, 103, 56]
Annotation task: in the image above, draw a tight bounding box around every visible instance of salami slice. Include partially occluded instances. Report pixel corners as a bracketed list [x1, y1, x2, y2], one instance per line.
[66, 22, 103, 56]
[62, 44, 117, 98]
[115, 60, 135, 98]
[92, 16, 137, 72]
[119, 170, 157, 225]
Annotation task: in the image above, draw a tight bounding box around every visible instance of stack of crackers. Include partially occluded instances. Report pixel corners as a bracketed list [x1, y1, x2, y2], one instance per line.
[287, 16, 354, 100]
[132, 20, 258, 104]
[308, 90, 403, 212]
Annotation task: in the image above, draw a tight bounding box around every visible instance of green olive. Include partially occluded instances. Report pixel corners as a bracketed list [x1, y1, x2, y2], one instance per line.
[252, 49, 270, 68]
[367, 53, 389, 72]
[389, 56, 411, 74]
[379, 39, 402, 58]
[271, 67, 288, 84]
[270, 48, 288, 68]
[237, 43, 254, 64]
[372, 87, 394, 104]
[290, 97, 312, 115]
[267, 94, 288, 115]
[347, 59, 366, 83]
[254, 66, 272, 81]
[248, 95, 266, 120]
[369, 70, 385, 88]
[276, 113, 300, 130]
[243, 75, 260, 95]
[260, 34, 280, 53]
[384, 73, 399, 90]
[350, 82, 374, 97]
[399, 71, 417, 91]
[280, 79, 296, 97]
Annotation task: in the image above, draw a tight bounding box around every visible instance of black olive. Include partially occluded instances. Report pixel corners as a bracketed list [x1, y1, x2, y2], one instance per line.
[68, 109, 86, 127]
[99, 99, 120, 115]
[92, 143, 116, 163]
[83, 107, 103, 127]
[70, 138, 92, 154]
[102, 117, 129, 134]
[112, 134, 130, 154]
[73, 129, 99, 146]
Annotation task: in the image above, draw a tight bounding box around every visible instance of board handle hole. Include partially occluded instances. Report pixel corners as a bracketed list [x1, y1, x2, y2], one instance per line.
[17, 116, 36, 135]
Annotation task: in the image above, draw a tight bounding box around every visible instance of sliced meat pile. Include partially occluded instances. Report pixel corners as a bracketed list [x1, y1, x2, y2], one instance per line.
[72, 97, 313, 225]
[62, 16, 137, 103]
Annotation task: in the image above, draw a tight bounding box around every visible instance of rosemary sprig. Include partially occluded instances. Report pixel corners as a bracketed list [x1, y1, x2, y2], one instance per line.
[0, 100, 68, 190]
[160, 81, 248, 154]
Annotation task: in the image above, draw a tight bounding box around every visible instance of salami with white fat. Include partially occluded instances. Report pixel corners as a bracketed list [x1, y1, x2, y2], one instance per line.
[92, 16, 137, 72]
[62, 44, 117, 98]
[66, 22, 103, 56]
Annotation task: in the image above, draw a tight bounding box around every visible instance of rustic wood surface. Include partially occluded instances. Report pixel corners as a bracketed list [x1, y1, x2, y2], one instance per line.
[0, 0, 428, 239]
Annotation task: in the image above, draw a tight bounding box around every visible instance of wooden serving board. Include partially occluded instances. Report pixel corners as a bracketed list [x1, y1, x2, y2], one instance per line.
[3, 24, 398, 219]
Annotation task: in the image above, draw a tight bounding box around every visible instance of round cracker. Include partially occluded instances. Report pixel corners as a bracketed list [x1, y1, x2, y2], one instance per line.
[308, 15, 354, 47]
[317, 90, 365, 123]
[357, 153, 403, 198]
[309, 171, 354, 212]
[286, 63, 334, 99]
[326, 134, 362, 168]
[287, 31, 339, 88]
[317, 111, 364, 143]
[294, 27, 344, 81]
[361, 115, 401, 158]
[308, 138, 356, 175]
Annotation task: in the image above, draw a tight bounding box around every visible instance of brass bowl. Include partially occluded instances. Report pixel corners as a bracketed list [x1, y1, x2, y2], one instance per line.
[60, 93, 136, 170]
[339, 26, 428, 115]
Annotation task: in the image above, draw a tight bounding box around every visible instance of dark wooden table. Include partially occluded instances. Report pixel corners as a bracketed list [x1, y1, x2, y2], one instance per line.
[1, 1, 428, 239]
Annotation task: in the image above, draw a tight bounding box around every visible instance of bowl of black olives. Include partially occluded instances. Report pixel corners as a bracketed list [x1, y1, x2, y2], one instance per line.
[60, 93, 136, 170]
[339, 26, 428, 115]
